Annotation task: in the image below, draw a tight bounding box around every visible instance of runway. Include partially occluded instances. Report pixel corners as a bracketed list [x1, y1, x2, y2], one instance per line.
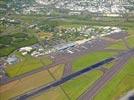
[78, 49, 134, 100]
[0, 37, 115, 85]
[14, 58, 114, 100]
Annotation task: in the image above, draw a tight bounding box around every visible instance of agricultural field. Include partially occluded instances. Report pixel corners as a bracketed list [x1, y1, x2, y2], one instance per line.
[94, 57, 134, 100]
[0, 64, 64, 100]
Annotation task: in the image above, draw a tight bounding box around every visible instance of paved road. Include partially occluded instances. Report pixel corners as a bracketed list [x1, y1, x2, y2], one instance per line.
[1, 33, 127, 85]
[0, 38, 114, 85]
[13, 58, 114, 100]
[78, 49, 134, 100]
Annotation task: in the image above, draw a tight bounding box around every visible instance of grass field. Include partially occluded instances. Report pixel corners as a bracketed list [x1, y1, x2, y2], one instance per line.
[31, 70, 103, 100]
[108, 35, 134, 50]
[0, 64, 64, 100]
[5, 53, 52, 78]
[94, 57, 134, 100]
[62, 70, 103, 100]
[127, 36, 134, 48]
[103, 61, 115, 69]
[31, 87, 68, 100]
[72, 51, 116, 71]
[108, 41, 126, 50]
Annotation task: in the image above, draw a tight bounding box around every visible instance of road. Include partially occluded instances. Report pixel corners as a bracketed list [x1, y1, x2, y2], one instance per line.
[0, 38, 115, 85]
[1, 32, 127, 85]
[78, 49, 134, 100]
[13, 58, 114, 100]
[0, 32, 130, 100]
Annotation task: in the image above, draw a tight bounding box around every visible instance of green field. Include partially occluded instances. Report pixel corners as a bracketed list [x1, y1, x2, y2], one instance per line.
[103, 61, 115, 69]
[0, 64, 64, 100]
[108, 36, 134, 50]
[127, 36, 134, 48]
[5, 53, 52, 78]
[72, 51, 116, 71]
[62, 70, 103, 100]
[32, 70, 103, 100]
[0, 33, 37, 57]
[108, 41, 126, 50]
[32, 87, 68, 100]
[94, 57, 134, 100]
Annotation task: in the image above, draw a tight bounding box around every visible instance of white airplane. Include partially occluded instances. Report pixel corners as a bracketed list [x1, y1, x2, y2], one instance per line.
[67, 50, 74, 54]
[81, 46, 88, 49]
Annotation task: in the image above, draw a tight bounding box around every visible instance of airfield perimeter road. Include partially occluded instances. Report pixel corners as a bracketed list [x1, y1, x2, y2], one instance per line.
[0, 38, 115, 85]
[78, 49, 134, 100]
[0, 32, 128, 85]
